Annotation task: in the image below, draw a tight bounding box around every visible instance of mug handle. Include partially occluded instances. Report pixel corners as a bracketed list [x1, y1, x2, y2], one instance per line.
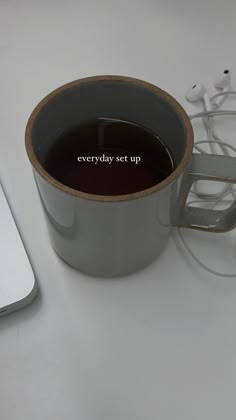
[175, 153, 236, 232]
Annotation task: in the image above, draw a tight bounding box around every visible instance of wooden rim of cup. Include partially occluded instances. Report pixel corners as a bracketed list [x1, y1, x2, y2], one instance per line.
[25, 75, 194, 202]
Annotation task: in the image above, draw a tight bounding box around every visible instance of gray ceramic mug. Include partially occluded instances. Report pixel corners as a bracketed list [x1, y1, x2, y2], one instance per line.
[25, 76, 236, 277]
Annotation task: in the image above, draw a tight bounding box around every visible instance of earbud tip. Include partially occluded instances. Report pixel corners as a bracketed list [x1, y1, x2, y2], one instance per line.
[186, 83, 205, 102]
[214, 70, 231, 88]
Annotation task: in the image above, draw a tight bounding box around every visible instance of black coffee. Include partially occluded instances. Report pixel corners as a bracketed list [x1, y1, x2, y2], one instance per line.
[44, 119, 174, 195]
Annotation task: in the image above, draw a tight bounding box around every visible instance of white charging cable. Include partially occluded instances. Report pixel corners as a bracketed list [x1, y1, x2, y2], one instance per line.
[178, 74, 236, 277]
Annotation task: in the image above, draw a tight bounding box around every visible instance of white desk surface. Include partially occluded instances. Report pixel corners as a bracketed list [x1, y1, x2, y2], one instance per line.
[1, 1, 236, 419]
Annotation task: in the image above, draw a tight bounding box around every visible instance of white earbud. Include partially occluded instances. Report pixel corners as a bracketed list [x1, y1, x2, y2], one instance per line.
[213, 69, 231, 108]
[186, 82, 219, 181]
[186, 82, 212, 112]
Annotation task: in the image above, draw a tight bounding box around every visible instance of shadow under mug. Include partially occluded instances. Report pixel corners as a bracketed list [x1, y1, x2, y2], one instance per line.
[25, 75, 236, 277]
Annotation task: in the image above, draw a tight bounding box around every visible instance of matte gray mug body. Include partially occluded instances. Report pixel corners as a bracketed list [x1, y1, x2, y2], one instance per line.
[25, 76, 236, 277]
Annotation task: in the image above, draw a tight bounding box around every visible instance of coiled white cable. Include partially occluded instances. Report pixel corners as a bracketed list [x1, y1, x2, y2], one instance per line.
[177, 91, 236, 277]
[189, 110, 236, 118]
[211, 91, 236, 101]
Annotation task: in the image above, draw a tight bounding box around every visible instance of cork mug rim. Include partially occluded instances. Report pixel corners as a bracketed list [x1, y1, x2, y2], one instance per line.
[25, 75, 194, 202]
